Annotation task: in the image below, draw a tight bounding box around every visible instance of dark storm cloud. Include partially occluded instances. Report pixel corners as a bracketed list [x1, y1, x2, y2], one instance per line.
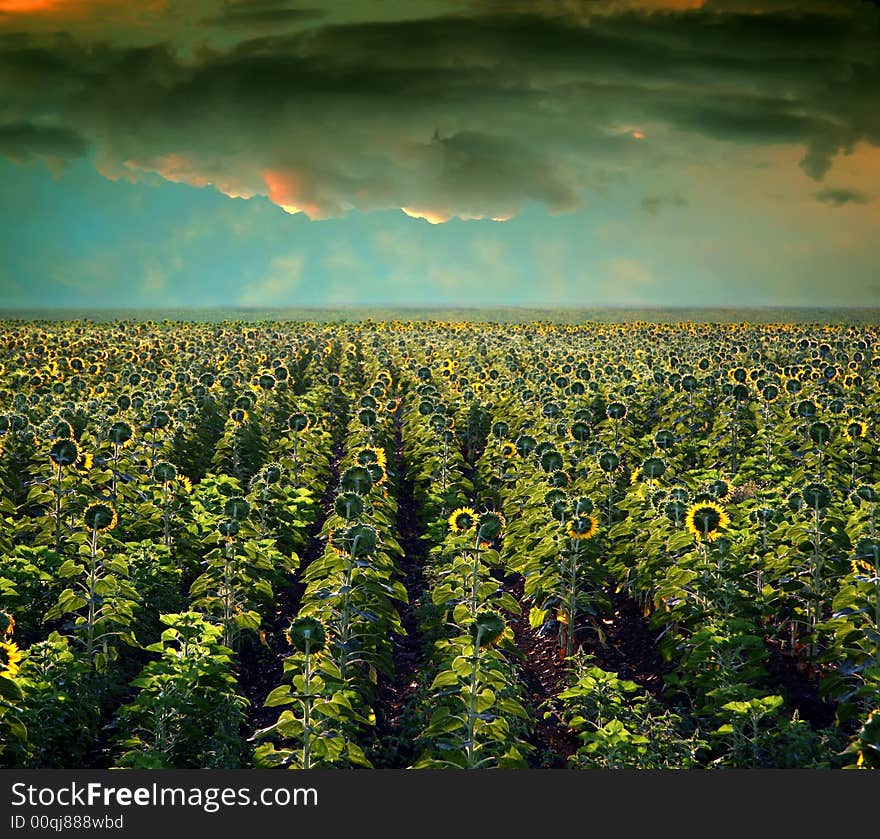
[202, 1, 325, 27]
[814, 187, 871, 206]
[0, 1, 877, 218]
[0, 121, 88, 162]
[640, 193, 688, 214]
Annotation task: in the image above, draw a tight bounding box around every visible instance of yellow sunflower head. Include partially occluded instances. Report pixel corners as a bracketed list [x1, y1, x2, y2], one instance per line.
[845, 420, 866, 442]
[499, 441, 517, 459]
[448, 507, 477, 533]
[568, 514, 599, 540]
[0, 639, 23, 678]
[684, 501, 730, 542]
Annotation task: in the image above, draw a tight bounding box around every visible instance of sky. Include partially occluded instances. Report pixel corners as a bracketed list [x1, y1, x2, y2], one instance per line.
[0, 0, 879, 310]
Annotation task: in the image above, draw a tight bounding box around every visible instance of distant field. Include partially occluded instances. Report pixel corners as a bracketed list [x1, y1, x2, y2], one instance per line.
[2, 306, 879, 324]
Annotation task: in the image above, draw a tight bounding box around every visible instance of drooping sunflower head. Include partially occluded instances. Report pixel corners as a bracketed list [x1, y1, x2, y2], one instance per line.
[515, 434, 537, 457]
[49, 437, 79, 468]
[152, 461, 178, 485]
[107, 420, 134, 449]
[340, 465, 374, 495]
[51, 418, 74, 440]
[334, 491, 365, 521]
[539, 449, 564, 474]
[448, 506, 477, 533]
[640, 456, 667, 482]
[261, 463, 283, 486]
[606, 401, 627, 421]
[653, 429, 676, 450]
[571, 496, 594, 517]
[330, 523, 379, 557]
[288, 412, 310, 433]
[358, 408, 378, 428]
[286, 617, 326, 654]
[224, 496, 251, 520]
[471, 611, 506, 648]
[707, 479, 733, 503]
[568, 514, 599, 540]
[809, 421, 831, 446]
[598, 450, 620, 474]
[83, 502, 118, 533]
[802, 482, 832, 510]
[569, 421, 591, 443]
[476, 510, 505, 544]
[684, 501, 730, 542]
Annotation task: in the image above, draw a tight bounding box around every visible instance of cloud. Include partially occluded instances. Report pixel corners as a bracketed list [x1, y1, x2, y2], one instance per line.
[640, 192, 689, 214]
[201, 1, 325, 28]
[814, 187, 870, 206]
[0, 1, 878, 221]
[0, 122, 87, 164]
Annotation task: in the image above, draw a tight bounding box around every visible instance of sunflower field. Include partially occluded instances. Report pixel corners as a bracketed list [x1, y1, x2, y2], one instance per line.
[0, 318, 878, 769]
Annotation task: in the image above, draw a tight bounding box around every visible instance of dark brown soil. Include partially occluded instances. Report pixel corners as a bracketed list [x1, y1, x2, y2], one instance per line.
[763, 637, 837, 729]
[504, 578, 673, 766]
[372, 406, 430, 766]
[504, 576, 578, 766]
[578, 589, 671, 697]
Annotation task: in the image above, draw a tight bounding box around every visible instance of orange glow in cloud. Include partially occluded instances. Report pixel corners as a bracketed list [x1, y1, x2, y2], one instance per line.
[401, 207, 514, 224]
[632, 130, 646, 140]
[263, 169, 324, 219]
[401, 206, 452, 224]
[0, 1, 66, 12]
[0, 0, 166, 22]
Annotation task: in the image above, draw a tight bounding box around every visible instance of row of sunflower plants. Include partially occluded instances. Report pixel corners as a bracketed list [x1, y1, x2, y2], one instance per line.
[391, 372, 532, 768]
[253, 363, 408, 767]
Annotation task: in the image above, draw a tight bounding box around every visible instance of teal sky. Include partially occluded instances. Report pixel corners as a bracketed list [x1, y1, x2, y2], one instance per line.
[0, 0, 879, 309]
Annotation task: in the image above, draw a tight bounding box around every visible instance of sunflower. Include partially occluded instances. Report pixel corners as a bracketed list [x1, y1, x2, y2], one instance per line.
[286, 617, 326, 653]
[684, 501, 730, 542]
[568, 514, 599, 540]
[340, 466, 374, 494]
[448, 506, 477, 533]
[107, 420, 135, 449]
[2, 612, 13, 637]
[476, 510, 505, 545]
[845, 420, 866, 442]
[49, 437, 80, 468]
[335, 491, 365, 521]
[0, 639, 23, 677]
[83, 502, 118, 533]
[707, 479, 733, 503]
[471, 612, 506, 648]
[152, 461, 178, 484]
[499, 440, 517, 458]
[356, 446, 387, 469]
